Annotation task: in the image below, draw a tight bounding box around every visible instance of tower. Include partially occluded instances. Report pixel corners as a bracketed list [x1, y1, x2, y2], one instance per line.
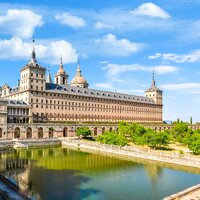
[70, 61, 89, 88]
[54, 55, 69, 85]
[145, 71, 163, 105]
[19, 37, 46, 103]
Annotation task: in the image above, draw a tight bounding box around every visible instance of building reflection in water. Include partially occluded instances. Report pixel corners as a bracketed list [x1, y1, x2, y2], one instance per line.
[0, 148, 164, 200]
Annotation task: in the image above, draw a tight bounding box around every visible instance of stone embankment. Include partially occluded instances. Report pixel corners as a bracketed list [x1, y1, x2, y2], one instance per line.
[0, 138, 60, 149]
[61, 139, 200, 169]
[163, 184, 200, 200]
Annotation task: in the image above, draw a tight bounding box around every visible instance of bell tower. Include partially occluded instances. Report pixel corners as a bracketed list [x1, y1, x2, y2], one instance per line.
[54, 55, 69, 85]
[145, 71, 163, 105]
[19, 36, 46, 103]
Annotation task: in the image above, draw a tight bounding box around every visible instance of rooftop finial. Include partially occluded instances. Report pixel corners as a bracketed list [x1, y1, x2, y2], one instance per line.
[60, 54, 63, 65]
[32, 34, 35, 43]
[77, 58, 80, 69]
[152, 69, 156, 87]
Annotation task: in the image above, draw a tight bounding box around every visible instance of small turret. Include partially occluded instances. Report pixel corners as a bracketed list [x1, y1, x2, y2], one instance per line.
[145, 71, 162, 105]
[46, 68, 53, 83]
[54, 55, 69, 85]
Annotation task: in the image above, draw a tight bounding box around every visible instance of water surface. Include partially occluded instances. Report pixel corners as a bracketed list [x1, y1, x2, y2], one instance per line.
[0, 147, 200, 200]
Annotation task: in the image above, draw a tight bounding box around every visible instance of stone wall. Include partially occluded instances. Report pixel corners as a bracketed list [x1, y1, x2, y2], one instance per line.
[62, 139, 200, 169]
[0, 123, 199, 140]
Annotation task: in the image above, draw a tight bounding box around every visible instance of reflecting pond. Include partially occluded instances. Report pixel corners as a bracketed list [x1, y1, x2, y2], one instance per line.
[0, 147, 200, 200]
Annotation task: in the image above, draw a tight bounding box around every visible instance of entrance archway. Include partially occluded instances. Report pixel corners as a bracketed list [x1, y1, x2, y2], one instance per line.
[49, 127, 54, 138]
[26, 127, 32, 139]
[102, 127, 105, 135]
[38, 127, 43, 138]
[63, 127, 68, 137]
[14, 127, 20, 138]
[0, 128, 2, 138]
[94, 127, 98, 136]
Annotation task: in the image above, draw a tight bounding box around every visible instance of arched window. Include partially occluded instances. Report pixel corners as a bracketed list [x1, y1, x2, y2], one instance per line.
[0, 128, 2, 138]
[63, 127, 68, 137]
[38, 127, 43, 138]
[26, 127, 32, 139]
[14, 127, 20, 138]
[94, 127, 98, 136]
[49, 127, 54, 138]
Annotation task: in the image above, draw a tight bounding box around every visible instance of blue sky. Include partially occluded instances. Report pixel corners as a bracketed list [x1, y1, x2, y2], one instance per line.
[0, 0, 200, 122]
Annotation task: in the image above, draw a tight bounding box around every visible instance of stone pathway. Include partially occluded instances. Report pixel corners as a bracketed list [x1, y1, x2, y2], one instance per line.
[179, 189, 200, 200]
[163, 184, 200, 200]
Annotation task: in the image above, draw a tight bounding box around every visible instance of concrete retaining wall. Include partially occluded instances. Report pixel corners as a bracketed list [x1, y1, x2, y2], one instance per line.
[62, 139, 200, 169]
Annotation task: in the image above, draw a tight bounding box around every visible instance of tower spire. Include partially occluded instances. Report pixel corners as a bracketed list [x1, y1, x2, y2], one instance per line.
[59, 54, 64, 71]
[152, 69, 156, 87]
[60, 54, 63, 65]
[76, 59, 81, 76]
[30, 34, 37, 64]
[46, 67, 52, 83]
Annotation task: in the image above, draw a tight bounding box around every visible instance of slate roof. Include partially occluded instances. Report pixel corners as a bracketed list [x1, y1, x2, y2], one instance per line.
[7, 100, 30, 107]
[46, 83, 156, 104]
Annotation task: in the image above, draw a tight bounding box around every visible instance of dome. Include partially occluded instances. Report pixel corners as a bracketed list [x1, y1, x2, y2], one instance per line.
[70, 64, 89, 88]
[71, 76, 87, 85]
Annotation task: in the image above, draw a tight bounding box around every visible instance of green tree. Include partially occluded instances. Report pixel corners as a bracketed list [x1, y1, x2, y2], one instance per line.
[129, 123, 147, 144]
[171, 122, 189, 143]
[143, 129, 157, 148]
[155, 131, 170, 147]
[76, 127, 91, 138]
[188, 134, 200, 155]
[96, 131, 127, 146]
[143, 130, 170, 149]
[118, 121, 131, 136]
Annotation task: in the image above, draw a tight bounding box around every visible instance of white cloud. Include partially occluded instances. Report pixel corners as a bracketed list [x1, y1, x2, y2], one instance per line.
[0, 37, 78, 64]
[0, 9, 43, 38]
[149, 50, 200, 63]
[95, 34, 143, 56]
[148, 53, 162, 59]
[103, 63, 178, 77]
[94, 82, 114, 90]
[94, 22, 112, 29]
[131, 3, 170, 19]
[100, 60, 109, 64]
[55, 12, 86, 28]
[161, 83, 200, 90]
[93, 8, 173, 31]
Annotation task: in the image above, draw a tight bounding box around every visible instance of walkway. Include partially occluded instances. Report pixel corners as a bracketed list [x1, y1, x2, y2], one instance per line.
[163, 184, 200, 200]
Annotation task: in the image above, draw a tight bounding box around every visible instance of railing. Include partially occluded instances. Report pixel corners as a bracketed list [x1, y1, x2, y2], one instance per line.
[62, 139, 200, 168]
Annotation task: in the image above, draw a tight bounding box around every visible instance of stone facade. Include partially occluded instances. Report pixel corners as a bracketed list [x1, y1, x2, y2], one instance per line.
[0, 40, 163, 126]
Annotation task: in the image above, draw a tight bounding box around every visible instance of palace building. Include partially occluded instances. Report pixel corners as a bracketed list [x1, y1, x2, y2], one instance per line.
[0, 40, 163, 124]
